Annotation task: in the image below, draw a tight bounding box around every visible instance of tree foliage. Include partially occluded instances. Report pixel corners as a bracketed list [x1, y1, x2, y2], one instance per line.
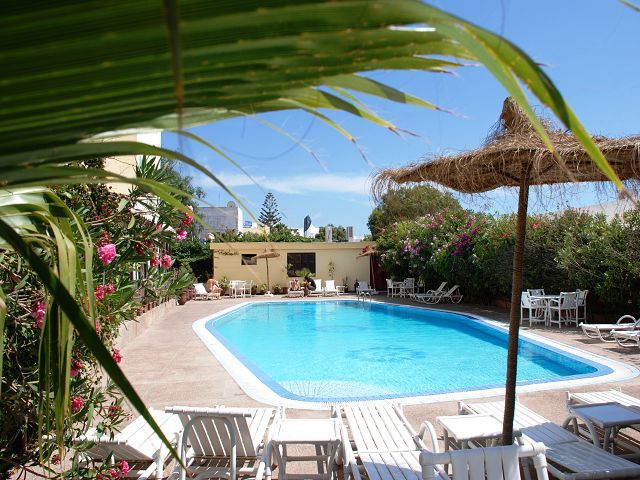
[315, 224, 348, 242]
[368, 185, 461, 239]
[258, 193, 282, 228]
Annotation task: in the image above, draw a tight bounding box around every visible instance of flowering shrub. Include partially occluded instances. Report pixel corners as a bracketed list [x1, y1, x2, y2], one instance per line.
[0, 157, 198, 476]
[377, 206, 640, 314]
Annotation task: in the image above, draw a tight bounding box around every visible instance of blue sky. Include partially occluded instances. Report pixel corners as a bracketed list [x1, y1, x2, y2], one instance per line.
[162, 1, 640, 236]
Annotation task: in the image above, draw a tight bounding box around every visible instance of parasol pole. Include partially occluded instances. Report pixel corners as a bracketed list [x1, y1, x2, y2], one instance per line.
[266, 257, 271, 294]
[502, 161, 532, 445]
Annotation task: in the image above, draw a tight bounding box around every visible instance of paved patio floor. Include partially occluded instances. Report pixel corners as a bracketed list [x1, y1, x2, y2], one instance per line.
[117, 295, 640, 476]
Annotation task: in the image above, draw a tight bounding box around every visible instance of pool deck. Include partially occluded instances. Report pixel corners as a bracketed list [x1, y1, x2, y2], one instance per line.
[120, 294, 640, 431]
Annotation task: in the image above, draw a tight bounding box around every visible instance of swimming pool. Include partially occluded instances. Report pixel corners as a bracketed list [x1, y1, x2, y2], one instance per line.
[193, 300, 637, 406]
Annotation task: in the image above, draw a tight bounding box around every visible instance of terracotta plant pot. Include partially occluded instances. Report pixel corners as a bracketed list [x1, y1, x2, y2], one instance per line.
[178, 291, 188, 305]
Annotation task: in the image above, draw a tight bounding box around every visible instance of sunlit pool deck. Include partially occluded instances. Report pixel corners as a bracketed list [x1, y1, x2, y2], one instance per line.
[120, 295, 640, 429]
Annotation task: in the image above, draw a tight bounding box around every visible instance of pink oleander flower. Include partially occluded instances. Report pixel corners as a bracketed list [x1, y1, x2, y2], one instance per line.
[70, 359, 83, 377]
[150, 255, 160, 267]
[98, 243, 117, 265]
[109, 468, 120, 479]
[106, 284, 115, 294]
[112, 348, 122, 364]
[32, 301, 46, 329]
[118, 460, 130, 475]
[70, 396, 84, 413]
[95, 284, 106, 301]
[160, 254, 172, 269]
[176, 229, 187, 241]
[155, 224, 163, 231]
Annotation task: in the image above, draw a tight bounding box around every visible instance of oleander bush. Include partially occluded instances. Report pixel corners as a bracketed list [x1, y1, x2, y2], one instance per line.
[377, 206, 640, 315]
[0, 158, 196, 476]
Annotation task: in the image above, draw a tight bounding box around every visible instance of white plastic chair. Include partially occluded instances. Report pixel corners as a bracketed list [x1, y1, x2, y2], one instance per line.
[576, 289, 588, 323]
[402, 278, 415, 297]
[520, 292, 546, 327]
[243, 280, 254, 298]
[527, 288, 545, 297]
[420, 442, 549, 480]
[548, 292, 578, 328]
[386, 278, 402, 297]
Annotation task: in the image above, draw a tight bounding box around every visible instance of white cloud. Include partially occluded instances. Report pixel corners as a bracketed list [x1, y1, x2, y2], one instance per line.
[195, 172, 372, 196]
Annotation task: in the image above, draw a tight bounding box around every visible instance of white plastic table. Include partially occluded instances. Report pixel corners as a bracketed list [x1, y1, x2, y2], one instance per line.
[437, 414, 521, 450]
[565, 402, 640, 453]
[530, 294, 561, 325]
[270, 418, 341, 480]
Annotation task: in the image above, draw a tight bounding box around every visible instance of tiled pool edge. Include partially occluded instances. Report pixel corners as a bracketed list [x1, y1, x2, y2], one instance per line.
[192, 299, 639, 410]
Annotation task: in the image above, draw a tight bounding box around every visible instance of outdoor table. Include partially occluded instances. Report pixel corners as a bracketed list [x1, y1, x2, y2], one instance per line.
[437, 414, 521, 450]
[530, 294, 561, 325]
[564, 402, 640, 454]
[336, 285, 346, 295]
[270, 418, 341, 480]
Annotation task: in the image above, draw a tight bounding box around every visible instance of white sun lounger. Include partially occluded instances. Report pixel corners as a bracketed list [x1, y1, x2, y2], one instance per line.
[194, 283, 220, 300]
[612, 329, 640, 348]
[75, 408, 183, 480]
[335, 403, 436, 480]
[286, 280, 304, 298]
[166, 406, 281, 480]
[308, 278, 324, 296]
[417, 285, 462, 304]
[459, 400, 640, 480]
[580, 315, 639, 342]
[323, 279, 340, 296]
[410, 282, 447, 302]
[337, 403, 549, 480]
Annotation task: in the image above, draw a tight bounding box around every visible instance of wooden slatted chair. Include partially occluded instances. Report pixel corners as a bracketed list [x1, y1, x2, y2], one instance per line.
[75, 408, 182, 479]
[420, 442, 549, 480]
[459, 400, 640, 480]
[166, 406, 281, 480]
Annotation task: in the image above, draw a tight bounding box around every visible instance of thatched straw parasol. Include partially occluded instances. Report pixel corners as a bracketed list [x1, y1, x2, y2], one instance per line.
[255, 249, 281, 294]
[374, 97, 640, 444]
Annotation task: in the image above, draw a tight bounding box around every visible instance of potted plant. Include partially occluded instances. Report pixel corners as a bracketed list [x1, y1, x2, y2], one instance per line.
[257, 282, 268, 295]
[219, 276, 230, 296]
[273, 283, 282, 295]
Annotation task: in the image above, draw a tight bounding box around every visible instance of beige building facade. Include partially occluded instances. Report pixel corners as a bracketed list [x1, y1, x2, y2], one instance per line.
[210, 241, 375, 290]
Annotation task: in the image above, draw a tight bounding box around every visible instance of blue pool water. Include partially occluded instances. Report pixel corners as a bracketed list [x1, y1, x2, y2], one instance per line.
[206, 301, 610, 402]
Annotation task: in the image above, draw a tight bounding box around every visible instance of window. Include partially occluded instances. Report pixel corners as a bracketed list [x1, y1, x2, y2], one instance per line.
[287, 252, 316, 277]
[241, 254, 257, 265]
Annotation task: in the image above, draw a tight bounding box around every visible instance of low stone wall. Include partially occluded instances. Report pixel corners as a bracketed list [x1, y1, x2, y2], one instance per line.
[116, 300, 177, 350]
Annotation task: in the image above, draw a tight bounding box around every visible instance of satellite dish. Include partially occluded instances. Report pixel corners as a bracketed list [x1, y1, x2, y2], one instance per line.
[226, 201, 237, 208]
